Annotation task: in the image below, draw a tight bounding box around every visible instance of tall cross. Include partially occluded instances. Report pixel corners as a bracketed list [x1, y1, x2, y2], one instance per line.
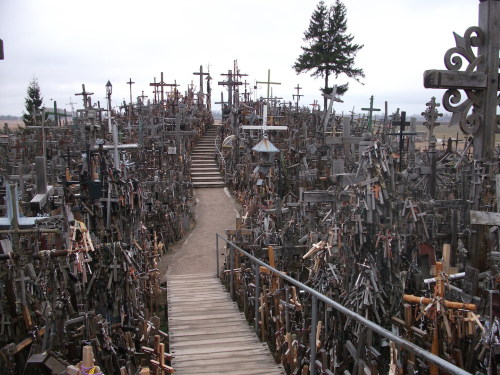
[256, 69, 281, 101]
[218, 70, 242, 107]
[149, 72, 177, 104]
[361, 95, 381, 133]
[242, 80, 250, 102]
[75, 84, 94, 109]
[193, 65, 209, 93]
[423, 0, 499, 161]
[292, 84, 303, 110]
[387, 111, 417, 169]
[421, 96, 443, 148]
[126, 78, 135, 105]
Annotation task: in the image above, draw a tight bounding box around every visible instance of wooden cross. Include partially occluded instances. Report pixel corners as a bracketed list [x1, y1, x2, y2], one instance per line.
[138, 90, 148, 105]
[361, 95, 381, 133]
[423, 0, 499, 161]
[193, 65, 209, 93]
[309, 100, 319, 112]
[149, 72, 177, 104]
[292, 84, 303, 110]
[218, 70, 242, 107]
[256, 69, 281, 101]
[75, 84, 94, 109]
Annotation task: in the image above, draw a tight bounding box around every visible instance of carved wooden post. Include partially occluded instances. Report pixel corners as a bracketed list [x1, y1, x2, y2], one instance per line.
[424, 0, 499, 162]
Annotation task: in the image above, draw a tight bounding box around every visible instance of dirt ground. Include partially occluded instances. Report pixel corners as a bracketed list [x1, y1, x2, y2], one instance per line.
[159, 187, 241, 281]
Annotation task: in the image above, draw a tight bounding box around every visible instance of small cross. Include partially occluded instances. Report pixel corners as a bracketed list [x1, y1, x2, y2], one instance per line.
[309, 100, 319, 112]
[110, 257, 121, 282]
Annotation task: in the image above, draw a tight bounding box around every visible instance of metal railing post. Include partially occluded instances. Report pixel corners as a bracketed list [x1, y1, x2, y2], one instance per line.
[216, 234, 219, 277]
[229, 244, 234, 299]
[285, 286, 290, 333]
[310, 295, 318, 375]
[254, 262, 260, 337]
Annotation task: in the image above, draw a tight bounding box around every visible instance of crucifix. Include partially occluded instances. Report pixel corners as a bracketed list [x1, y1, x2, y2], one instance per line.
[361, 95, 381, 133]
[293, 84, 303, 111]
[75, 84, 94, 109]
[193, 65, 209, 93]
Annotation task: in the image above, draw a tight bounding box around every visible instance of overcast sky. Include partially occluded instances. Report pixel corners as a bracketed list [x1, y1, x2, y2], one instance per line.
[0, 0, 479, 118]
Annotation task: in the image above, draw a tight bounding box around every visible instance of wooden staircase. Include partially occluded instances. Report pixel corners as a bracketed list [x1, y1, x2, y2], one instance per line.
[191, 126, 225, 188]
[167, 274, 285, 374]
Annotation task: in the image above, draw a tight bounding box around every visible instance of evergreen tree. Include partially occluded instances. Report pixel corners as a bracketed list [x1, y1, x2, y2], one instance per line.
[293, 1, 364, 108]
[23, 78, 44, 127]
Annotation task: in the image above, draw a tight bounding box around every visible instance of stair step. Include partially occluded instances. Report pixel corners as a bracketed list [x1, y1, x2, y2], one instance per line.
[191, 172, 222, 177]
[192, 182, 226, 188]
[191, 168, 219, 173]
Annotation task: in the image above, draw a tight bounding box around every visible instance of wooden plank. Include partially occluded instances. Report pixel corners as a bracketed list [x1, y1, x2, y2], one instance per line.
[470, 210, 500, 225]
[423, 70, 487, 89]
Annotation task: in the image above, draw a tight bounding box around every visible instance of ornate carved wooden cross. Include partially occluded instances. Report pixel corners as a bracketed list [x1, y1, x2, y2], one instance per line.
[423, 0, 499, 161]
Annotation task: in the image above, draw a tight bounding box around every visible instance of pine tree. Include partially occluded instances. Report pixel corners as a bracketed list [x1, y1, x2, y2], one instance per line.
[294, 0, 364, 108]
[23, 78, 44, 127]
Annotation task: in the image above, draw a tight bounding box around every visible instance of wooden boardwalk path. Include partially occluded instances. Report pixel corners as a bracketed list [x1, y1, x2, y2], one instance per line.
[167, 273, 285, 374]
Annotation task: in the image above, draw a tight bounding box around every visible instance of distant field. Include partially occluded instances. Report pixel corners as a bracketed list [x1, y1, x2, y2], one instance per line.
[1, 119, 24, 130]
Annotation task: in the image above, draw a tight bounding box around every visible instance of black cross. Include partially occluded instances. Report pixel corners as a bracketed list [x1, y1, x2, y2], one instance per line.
[293, 84, 303, 110]
[387, 111, 417, 169]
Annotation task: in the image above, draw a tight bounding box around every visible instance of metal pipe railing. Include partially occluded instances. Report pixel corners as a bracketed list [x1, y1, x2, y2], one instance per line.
[215, 233, 472, 375]
[214, 134, 227, 184]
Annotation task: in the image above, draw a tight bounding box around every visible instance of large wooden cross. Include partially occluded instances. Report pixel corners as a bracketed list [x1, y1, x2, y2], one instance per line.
[75, 84, 94, 109]
[193, 65, 209, 93]
[423, 0, 499, 161]
[218, 70, 242, 107]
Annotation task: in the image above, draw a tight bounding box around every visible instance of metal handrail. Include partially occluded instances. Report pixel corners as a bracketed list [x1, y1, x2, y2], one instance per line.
[214, 133, 227, 184]
[215, 233, 471, 375]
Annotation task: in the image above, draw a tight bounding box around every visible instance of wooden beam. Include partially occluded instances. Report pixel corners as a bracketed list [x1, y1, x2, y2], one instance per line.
[423, 70, 487, 90]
